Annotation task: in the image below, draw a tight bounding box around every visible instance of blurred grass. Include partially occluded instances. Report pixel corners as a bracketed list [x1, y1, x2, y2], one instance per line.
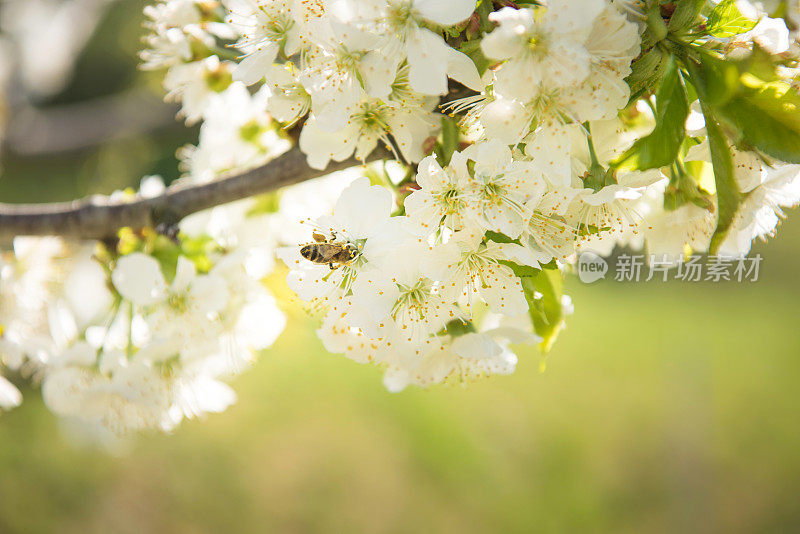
[1, 267, 799, 533]
[1, 1, 800, 532]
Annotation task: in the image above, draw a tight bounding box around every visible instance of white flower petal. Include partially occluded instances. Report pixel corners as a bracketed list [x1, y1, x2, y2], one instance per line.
[112, 253, 167, 306]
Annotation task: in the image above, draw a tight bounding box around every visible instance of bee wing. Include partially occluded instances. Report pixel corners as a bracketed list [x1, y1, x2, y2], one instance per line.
[316, 243, 342, 261]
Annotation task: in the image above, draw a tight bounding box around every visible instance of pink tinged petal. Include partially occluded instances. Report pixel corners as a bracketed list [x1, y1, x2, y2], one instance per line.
[112, 253, 167, 306]
[406, 27, 450, 95]
[414, 0, 476, 26]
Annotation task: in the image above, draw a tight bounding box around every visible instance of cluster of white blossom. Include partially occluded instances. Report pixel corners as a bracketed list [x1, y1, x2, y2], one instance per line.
[271, 0, 645, 388]
[2, 0, 800, 436]
[0, 187, 286, 436]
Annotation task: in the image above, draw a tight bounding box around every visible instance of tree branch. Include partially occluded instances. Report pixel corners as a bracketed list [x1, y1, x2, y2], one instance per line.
[5, 90, 178, 156]
[0, 84, 479, 242]
[0, 146, 385, 241]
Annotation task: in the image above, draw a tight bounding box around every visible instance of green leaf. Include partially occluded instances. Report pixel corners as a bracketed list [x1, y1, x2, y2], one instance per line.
[475, 0, 495, 34]
[706, 0, 758, 38]
[498, 260, 540, 278]
[668, 0, 706, 32]
[702, 103, 742, 254]
[439, 117, 460, 165]
[483, 231, 517, 244]
[719, 81, 800, 163]
[247, 192, 281, 216]
[459, 39, 491, 76]
[645, 3, 669, 42]
[614, 57, 689, 171]
[686, 51, 740, 106]
[442, 319, 477, 338]
[520, 269, 565, 354]
[738, 44, 780, 83]
[687, 43, 800, 164]
[626, 47, 668, 98]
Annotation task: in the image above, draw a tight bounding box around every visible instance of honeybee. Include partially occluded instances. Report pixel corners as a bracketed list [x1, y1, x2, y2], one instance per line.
[300, 232, 358, 270]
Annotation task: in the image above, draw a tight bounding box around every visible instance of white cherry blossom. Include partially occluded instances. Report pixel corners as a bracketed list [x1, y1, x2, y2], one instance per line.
[279, 177, 404, 303]
[299, 98, 436, 169]
[423, 229, 537, 316]
[481, 1, 605, 100]
[223, 0, 301, 85]
[462, 140, 546, 238]
[404, 151, 473, 234]
[337, 0, 481, 95]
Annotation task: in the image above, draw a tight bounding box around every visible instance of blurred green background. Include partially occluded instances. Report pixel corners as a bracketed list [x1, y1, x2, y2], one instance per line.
[2, 2, 800, 533]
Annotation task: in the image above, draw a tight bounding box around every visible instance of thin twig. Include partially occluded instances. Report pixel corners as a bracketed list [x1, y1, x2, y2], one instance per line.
[0, 146, 387, 240]
[0, 84, 478, 241]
